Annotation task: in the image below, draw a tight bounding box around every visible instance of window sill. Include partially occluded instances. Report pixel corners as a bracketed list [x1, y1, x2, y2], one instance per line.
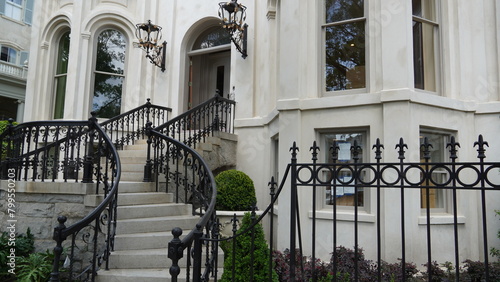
[418, 214, 465, 225]
[1, 15, 26, 26]
[309, 209, 375, 223]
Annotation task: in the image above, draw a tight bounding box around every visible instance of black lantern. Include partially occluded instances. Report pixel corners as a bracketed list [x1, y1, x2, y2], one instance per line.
[135, 20, 166, 72]
[218, 0, 248, 58]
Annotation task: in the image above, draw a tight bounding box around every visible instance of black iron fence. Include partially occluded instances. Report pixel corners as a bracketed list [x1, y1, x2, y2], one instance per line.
[173, 135, 500, 281]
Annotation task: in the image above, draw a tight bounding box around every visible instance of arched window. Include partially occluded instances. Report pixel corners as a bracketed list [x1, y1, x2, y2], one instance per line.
[53, 31, 70, 119]
[92, 29, 126, 118]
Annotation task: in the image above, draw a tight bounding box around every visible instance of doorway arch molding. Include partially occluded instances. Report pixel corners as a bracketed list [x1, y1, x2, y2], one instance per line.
[178, 17, 231, 113]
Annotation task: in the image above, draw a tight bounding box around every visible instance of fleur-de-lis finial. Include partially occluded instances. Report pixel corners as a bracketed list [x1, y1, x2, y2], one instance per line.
[446, 136, 460, 160]
[420, 137, 433, 161]
[310, 141, 320, 162]
[290, 142, 299, 161]
[351, 140, 362, 162]
[395, 138, 408, 160]
[474, 134, 489, 159]
[330, 140, 340, 162]
[372, 138, 384, 160]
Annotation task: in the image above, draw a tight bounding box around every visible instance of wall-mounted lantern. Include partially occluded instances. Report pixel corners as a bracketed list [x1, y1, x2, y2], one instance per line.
[218, 0, 248, 58]
[135, 20, 166, 72]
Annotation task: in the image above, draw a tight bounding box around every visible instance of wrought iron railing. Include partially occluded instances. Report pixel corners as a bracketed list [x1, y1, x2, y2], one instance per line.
[153, 92, 235, 149]
[99, 98, 171, 149]
[147, 128, 218, 281]
[0, 114, 121, 281]
[144, 93, 235, 198]
[174, 135, 500, 281]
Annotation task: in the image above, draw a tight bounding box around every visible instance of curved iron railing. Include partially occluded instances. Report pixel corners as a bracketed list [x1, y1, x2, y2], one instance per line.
[144, 93, 235, 200]
[0, 114, 121, 281]
[147, 129, 218, 281]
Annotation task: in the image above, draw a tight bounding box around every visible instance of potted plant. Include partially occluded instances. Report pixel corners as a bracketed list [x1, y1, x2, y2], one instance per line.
[215, 169, 258, 237]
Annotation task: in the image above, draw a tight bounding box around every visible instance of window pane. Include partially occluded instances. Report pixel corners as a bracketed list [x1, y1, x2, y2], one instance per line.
[53, 76, 67, 119]
[193, 27, 231, 50]
[8, 0, 23, 5]
[325, 21, 365, 91]
[1, 46, 17, 64]
[93, 73, 123, 118]
[420, 132, 448, 209]
[5, 1, 22, 21]
[324, 132, 365, 207]
[96, 30, 126, 75]
[93, 29, 126, 118]
[56, 32, 70, 75]
[412, 0, 436, 21]
[326, 0, 364, 23]
[413, 21, 436, 91]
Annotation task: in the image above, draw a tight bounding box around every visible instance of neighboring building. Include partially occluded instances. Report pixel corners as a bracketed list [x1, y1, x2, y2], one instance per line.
[22, 0, 500, 266]
[0, 0, 33, 122]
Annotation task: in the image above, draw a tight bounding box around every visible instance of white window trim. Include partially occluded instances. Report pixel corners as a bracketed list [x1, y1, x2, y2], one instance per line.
[321, 1, 368, 96]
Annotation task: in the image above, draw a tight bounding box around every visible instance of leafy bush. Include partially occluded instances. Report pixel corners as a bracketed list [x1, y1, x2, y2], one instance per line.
[0, 119, 17, 159]
[273, 249, 330, 281]
[491, 210, 500, 260]
[17, 250, 54, 282]
[0, 228, 35, 281]
[220, 212, 278, 282]
[215, 170, 257, 211]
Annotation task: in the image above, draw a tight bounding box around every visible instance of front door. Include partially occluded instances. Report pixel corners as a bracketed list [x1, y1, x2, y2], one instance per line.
[189, 50, 230, 109]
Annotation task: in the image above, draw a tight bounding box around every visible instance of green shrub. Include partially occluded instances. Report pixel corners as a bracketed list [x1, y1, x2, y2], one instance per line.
[215, 170, 257, 211]
[0, 228, 35, 281]
[220, 212, 278, 282]
[0, 119, 17, 159]
[17, 250, 54, 282]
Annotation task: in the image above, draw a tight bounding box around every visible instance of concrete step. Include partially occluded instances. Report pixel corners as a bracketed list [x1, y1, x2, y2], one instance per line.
[96, 267, 224, 282]
[119, 156, 147, 164]
[114, 231, 172, 250]
[120, 171, 145, 182]
[116, 215, 199, 234]
[118, 149, 149, 158]
[117, 203, 191, 220]
[121, 163, 144, 172]
[108, 247, 224, 269]
[122, 143, 148, 151]
[86, 192, 172, 207]
[118, 181, 156, 193]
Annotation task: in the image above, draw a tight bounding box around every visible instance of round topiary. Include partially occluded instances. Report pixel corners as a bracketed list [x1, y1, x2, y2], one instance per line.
[215, 170, 257, 211]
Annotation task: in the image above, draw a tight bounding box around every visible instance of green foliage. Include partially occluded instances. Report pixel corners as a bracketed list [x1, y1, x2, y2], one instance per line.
[490, 210, 500, 260]
[215, 170, 257, 211]
[17, 250, 54, 282]
[0, 228, 35, 281]
[0, 119, 18, 159]
[220, 212, 278, 282]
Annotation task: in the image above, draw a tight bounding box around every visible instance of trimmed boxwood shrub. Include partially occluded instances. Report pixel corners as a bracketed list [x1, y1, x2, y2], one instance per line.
[215, 170, 257, 211]
[220, 212, 278, 282]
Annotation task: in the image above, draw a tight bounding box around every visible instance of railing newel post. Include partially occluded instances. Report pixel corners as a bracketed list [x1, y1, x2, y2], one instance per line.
[168, 227, 184, 282]
[192, 224, 204, 281]
[50, 216, 67, 281]
[82, 112, 97, 183]
[143, 121, 153, 182]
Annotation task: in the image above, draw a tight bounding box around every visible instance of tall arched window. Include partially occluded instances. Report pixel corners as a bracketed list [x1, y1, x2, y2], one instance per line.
[92, 29, 126, 118]
[53, 31, 70, 119]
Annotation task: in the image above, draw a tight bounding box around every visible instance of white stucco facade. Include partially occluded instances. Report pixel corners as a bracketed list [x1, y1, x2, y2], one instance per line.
[23, 0, 500, 265]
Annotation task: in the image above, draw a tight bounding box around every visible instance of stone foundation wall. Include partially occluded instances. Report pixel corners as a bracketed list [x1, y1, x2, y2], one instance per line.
[0, 180, 95, 252]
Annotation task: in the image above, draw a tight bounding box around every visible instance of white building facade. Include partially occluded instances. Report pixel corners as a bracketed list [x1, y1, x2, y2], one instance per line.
[23, 0, 500, 265]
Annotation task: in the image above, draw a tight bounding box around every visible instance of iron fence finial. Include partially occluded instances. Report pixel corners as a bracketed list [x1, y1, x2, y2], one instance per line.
[396, 138, 408, 160]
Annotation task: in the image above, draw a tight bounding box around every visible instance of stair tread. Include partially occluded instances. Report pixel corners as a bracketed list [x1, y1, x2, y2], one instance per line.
[118, 214, 197, 222]
[118, 203, 186, 208]
[115, 231, 171, 238]
[111, 247, 167, 255]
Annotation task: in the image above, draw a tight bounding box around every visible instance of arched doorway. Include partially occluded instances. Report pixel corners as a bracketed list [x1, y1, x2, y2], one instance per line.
[187, 25, 231, 109]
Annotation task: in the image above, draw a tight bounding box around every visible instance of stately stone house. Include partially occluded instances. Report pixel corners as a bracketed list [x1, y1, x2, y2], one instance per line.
[2, 0, 500, 281]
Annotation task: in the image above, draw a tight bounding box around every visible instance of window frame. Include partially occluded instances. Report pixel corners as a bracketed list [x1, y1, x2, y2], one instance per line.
[91, 28, 127, 119]
[322, 0, 368, 95]
[0, 45, 18, 65]
[318, 128, 371, 213]
[412, 0, 441, 93]
[53, 31, 71, 119]
[419, 128, 454, 214]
